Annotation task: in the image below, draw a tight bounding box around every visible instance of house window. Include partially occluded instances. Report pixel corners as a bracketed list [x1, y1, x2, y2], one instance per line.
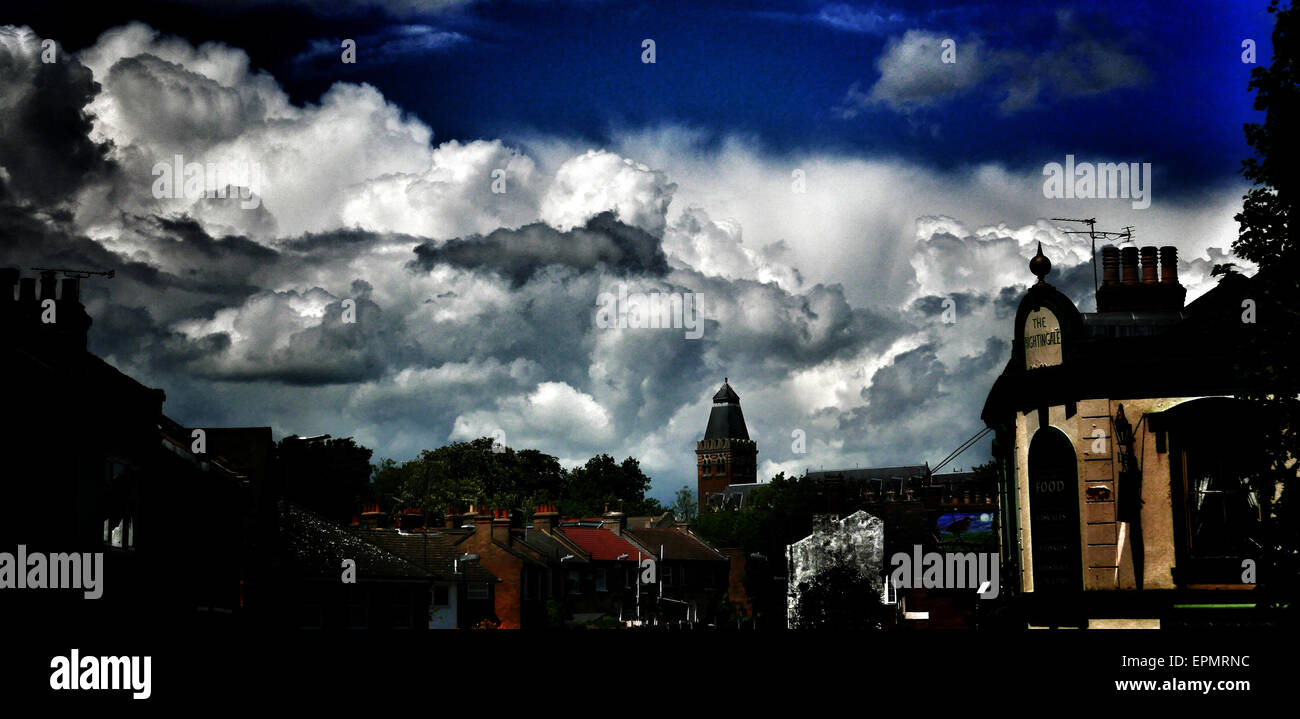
[1174, 444, 1265, 582]
[1184, 452, 1262, 558]
[1167, 400, 1269, 586]
[662, 566, 674, 587]
[433, 585, 450, 606]
[567, 570, 581, 595]
[596, 569, 607, 592]
[104, 517, 133, 549]
[467, 583, 489, 601]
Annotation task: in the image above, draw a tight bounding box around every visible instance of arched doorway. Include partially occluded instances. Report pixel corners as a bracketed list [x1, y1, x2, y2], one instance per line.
[1028, 427, 1082, 593]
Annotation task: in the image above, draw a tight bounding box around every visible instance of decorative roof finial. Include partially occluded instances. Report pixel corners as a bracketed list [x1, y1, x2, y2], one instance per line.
[1030, 242, 1052, 284]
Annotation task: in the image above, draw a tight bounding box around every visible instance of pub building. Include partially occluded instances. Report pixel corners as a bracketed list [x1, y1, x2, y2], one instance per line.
[981, 243, 1275, 628]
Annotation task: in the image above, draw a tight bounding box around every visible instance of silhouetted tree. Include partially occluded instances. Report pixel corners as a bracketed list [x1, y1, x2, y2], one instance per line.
[563, 454, 662, 517]
[791, 563, 883, 630]
[369, 442, 662, 519]
[1232, 0, 1300, 619]
[278, 436, 373, 524]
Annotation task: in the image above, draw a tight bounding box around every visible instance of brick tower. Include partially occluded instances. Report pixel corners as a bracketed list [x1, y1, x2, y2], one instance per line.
[696, 378, 758, 508]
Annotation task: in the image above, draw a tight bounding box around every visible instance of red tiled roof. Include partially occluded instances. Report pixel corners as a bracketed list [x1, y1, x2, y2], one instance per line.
[557, 528, 652, 562]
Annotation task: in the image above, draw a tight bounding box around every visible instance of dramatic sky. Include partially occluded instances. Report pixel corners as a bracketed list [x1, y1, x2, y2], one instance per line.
[0, 0, 1278, 502]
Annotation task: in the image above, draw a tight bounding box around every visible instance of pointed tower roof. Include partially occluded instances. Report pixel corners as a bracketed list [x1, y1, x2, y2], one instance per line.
[704, 378, 750, 440]
[713, 377, 740, 404]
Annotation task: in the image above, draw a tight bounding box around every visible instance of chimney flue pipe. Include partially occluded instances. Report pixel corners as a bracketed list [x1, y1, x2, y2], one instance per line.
[1160, 246, 1178, 284]
[1120, 247, 1139, 285]
[1140, 246, 1158, 284]
[1101, 246, 1119, 286]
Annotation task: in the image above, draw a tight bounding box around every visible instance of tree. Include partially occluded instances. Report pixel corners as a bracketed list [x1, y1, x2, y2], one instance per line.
[692, 471, 825, 627]
[790, 563, 884, 630]
[278, 436, 374, 524]
[563, 454, 661, 517]
[670, 486, 698, 523]
[1232, 0, 1300, 618]
[368, 441, 663, 520]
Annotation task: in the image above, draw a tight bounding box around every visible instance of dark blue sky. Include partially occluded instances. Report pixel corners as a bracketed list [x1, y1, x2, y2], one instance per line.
[16, 0, 1276, 197]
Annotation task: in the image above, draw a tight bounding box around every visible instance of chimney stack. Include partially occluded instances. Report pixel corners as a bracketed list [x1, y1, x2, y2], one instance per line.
[532, 504, 560, 534]
[1140, 246, 1158, 284]
[460, 505, 482, 528]
[5, 270, 94, 354]
[490, 508, 512, 545]
[359, 504, 384, 529]
[398, 508, 425, 531]
[1100, 246, 1119, 286]
[1096, 243, 1186, 312]
[603, 510, 627, 536]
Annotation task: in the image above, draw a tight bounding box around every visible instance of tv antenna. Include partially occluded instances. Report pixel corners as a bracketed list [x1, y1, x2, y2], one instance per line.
[1049, 219, 1133, 294]
[31, 267, 116, 280]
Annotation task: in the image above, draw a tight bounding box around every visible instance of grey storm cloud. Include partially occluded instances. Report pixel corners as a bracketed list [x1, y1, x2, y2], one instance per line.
[836, 336, 1007, 466]
[909, 291, 987, 319]
[104, 54, 268, 145]
[409, 211, 671, 286]
[839, 11, 1150, 117]
[686, 271, 907, 371]
[0, 28, 114, 206]
[188, 294, 417, 385]
[859, 343, 949, 421]
[0, 204, 245, 375]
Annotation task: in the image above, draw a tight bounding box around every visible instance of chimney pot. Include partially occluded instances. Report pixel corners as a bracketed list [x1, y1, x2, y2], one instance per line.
[1140, 246, 1158, 284]
[1100, 246, 1119, 286]
[60, 277, 80, 303]
[38, 271, 57, 301]
[1, 268, 17, 301]
[1120, 247, 1139, 285]
[1160, 246, 1178, 284]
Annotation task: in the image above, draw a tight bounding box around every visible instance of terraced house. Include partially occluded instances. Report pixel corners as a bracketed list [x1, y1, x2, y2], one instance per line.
[982, 244, 1279, 628]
